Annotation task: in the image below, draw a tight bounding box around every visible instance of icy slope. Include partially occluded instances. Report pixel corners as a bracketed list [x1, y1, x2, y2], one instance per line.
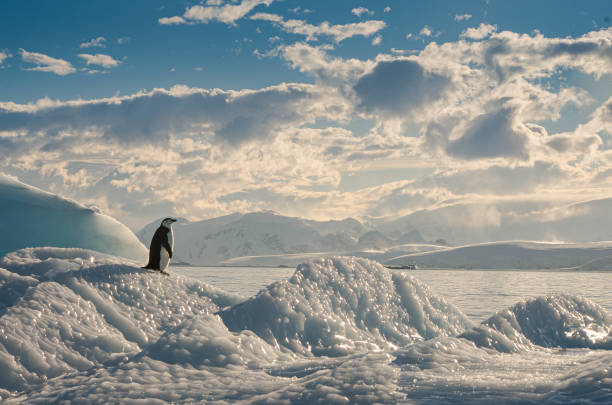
[219, 257, 473, 356]
[461, 294, 612, 352]
[0, 247, 244, 393]
[0, 174, 147, 261]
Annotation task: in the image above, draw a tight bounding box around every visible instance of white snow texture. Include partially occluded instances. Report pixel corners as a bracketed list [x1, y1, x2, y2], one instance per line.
[1, 250, 612, 403]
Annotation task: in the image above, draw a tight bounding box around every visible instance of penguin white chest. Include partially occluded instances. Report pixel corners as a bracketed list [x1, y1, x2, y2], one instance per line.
[158, 230, 174, 271]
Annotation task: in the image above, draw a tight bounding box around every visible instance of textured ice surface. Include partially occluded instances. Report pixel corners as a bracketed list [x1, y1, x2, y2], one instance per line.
[220, 257, 473, 356]
[0, 248, 243, 393]
[461, 294, 612, 352]
[2, 249, 612, 404]
[0, 174, 147, 261]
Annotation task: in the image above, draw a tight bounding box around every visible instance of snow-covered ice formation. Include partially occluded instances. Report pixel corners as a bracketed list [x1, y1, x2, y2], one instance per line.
[460, 294, 612, 352]
[220, 257, 472, 356]
[1, 249, 612, 404]
[0, 174, 147, 261]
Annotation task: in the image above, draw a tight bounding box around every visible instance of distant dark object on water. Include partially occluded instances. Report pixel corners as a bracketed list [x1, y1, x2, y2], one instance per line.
[385, 264, 418, 270]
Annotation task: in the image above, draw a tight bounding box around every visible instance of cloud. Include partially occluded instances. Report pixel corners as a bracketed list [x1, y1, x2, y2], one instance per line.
[250, 13, 386, 42]
[460, 23, 498, 40]
[352, 7, 374, 17]
[79, 37, 106, 48]
[117, 37, 131, 45]
[384, 6, 391, 13]
[371, 35, 382, 46]
[78, 53, 121, 68]
[19, 49, 75, 75]
[454, 14, 472, 21]
[353, 59, 451, 117]
[420, 26, 433, 37]
[278, 42, 373, 83]
[159, 0, 274, 26]
[446, 105, 532, 160]
[406, 25, 442, 41]
[158, 16, 186, 25]
[0, 83, 348, 146]
[0, 50, 11, 66]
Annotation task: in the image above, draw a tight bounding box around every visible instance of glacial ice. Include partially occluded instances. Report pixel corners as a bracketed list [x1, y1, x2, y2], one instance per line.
[0, 174, 147, 261]
[1, 249, 612, 404]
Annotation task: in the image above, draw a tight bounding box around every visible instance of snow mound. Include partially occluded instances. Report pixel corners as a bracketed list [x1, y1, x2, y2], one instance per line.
[147, 314, 295, 368]
[1, 247, 127, 279]
[0, 174, 147, 261]
[0, 248, 243, 392]
[219, 257, 473, 356]
[460, 295, 612, 352]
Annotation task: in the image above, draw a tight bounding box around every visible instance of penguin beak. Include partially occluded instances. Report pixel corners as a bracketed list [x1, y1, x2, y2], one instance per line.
[171, 218, 177, 223]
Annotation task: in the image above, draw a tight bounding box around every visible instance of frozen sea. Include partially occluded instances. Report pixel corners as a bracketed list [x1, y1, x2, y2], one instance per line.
[2, 249, 612, 404]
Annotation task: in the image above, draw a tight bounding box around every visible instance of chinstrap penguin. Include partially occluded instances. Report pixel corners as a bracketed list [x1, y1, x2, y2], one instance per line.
[143, 217, 177, 274]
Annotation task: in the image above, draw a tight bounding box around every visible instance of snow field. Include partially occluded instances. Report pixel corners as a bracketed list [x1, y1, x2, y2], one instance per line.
[1, 249, 612, 403]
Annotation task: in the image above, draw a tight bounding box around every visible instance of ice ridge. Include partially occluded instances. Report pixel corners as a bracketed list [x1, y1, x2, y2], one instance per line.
[460, 294, 612, 352]
[219, 257, 473, 356]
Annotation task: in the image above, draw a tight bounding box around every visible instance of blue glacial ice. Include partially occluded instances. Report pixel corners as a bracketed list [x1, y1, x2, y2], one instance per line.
[0, 249, 611, 404]
[0, 174, 147, 261]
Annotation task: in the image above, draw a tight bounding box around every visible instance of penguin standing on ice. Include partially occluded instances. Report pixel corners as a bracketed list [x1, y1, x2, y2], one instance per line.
[143, 217, 177, 274]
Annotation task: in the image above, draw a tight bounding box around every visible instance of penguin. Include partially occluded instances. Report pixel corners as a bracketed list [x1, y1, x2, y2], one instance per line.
[143, 217, 177, 274]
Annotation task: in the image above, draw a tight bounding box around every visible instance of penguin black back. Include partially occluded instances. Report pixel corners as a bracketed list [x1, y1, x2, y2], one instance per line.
[143, 217, 176, 271]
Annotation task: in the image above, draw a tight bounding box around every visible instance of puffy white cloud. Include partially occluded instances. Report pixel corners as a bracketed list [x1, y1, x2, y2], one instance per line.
[371, 35, 382, 46]
[250, 13, 386, 42]
[19, 49, 75, 75]
[384, 6, 391, 13]
[461, 23, 497, 40]
[78, 53, 121, 68]
[0, 83, 349, 147]
[79, 37, 106, 48]
[159, 0, 274, 26]
[278, 42, 373, 83]
[352, 7, 374, 17]
[158, 16, 186, 25]
[5, 25, 612, 228]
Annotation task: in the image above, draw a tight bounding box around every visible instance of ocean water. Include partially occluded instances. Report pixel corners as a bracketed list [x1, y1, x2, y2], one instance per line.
[2, 249, 612, 404]
[173, 266, 612, 322]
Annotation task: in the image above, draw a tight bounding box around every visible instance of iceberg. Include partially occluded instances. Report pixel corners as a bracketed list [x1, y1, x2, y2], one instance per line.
[0, 174, 147, 261]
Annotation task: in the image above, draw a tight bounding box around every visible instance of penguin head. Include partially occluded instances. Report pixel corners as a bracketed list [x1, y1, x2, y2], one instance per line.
[161, 217, 177, 228]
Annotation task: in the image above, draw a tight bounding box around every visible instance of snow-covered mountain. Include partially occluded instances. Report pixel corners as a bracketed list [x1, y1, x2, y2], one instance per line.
[0, 174, 147, 261]
[374, 198, 612, 246]
[137, 212, 369, 265]
[386, 240, 612, 270]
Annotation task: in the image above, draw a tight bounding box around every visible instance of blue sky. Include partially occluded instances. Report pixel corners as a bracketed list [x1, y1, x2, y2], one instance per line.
[1, 0, 611, 230]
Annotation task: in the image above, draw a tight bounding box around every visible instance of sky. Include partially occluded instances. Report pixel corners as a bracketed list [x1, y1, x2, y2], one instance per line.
[1, 0, 611, 231]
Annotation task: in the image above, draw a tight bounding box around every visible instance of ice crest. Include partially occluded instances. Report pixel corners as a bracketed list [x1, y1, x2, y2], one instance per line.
[219, 257, 473, 356]
[0, 247, 243, 392]
[460, 294, 612, 352]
